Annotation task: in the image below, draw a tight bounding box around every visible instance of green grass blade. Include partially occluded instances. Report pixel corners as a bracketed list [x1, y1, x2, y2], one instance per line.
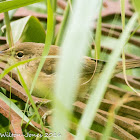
[0, 92, 33, 126]
[0, 0, 43, 13]
[0, 92, 44, 134]
[52, 0, 57, 12]
[52, 0, 102, 139]
[29, 0, 54, 95]
[16, 68, 45, 135]
[4, 12, 14, 47]
[75, 13, 138, 140]
[0, 58, 35, 81]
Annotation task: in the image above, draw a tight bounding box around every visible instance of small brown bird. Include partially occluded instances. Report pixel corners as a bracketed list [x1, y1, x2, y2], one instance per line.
[0, 42, 140, 99]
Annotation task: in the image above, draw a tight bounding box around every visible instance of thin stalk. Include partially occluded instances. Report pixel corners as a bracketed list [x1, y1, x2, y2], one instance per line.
[52, 0, 57, 43]
[95, 0, 103, 59]
[55, 1, 71, 46]
[121, 0, 125, 30]
[121, 0, 140, 95]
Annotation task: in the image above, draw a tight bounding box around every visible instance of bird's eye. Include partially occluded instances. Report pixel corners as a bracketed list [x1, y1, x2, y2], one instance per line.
[16, 52, 24, 58]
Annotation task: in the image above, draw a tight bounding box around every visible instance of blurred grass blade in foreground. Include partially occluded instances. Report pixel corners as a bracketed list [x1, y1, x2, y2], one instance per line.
[53, 0, 102, 139]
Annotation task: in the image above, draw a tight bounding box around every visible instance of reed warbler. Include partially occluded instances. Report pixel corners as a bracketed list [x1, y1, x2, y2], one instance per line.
[0, 42, 140, 99]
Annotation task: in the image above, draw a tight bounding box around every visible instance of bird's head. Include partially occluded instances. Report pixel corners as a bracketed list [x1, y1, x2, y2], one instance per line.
[0, 42, 44, 66]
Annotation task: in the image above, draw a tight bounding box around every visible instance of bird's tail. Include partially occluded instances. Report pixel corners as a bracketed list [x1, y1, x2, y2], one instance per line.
[115, 59, 140, 74]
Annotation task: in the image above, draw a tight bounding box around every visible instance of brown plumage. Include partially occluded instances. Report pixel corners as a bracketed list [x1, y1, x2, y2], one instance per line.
[0, 42, 140, 98]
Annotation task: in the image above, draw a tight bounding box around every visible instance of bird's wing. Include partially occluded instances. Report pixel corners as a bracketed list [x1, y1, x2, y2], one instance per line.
[41, 44, 107, 76]
[42, 55, 107, 75]
[41, 57, 58, 75]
